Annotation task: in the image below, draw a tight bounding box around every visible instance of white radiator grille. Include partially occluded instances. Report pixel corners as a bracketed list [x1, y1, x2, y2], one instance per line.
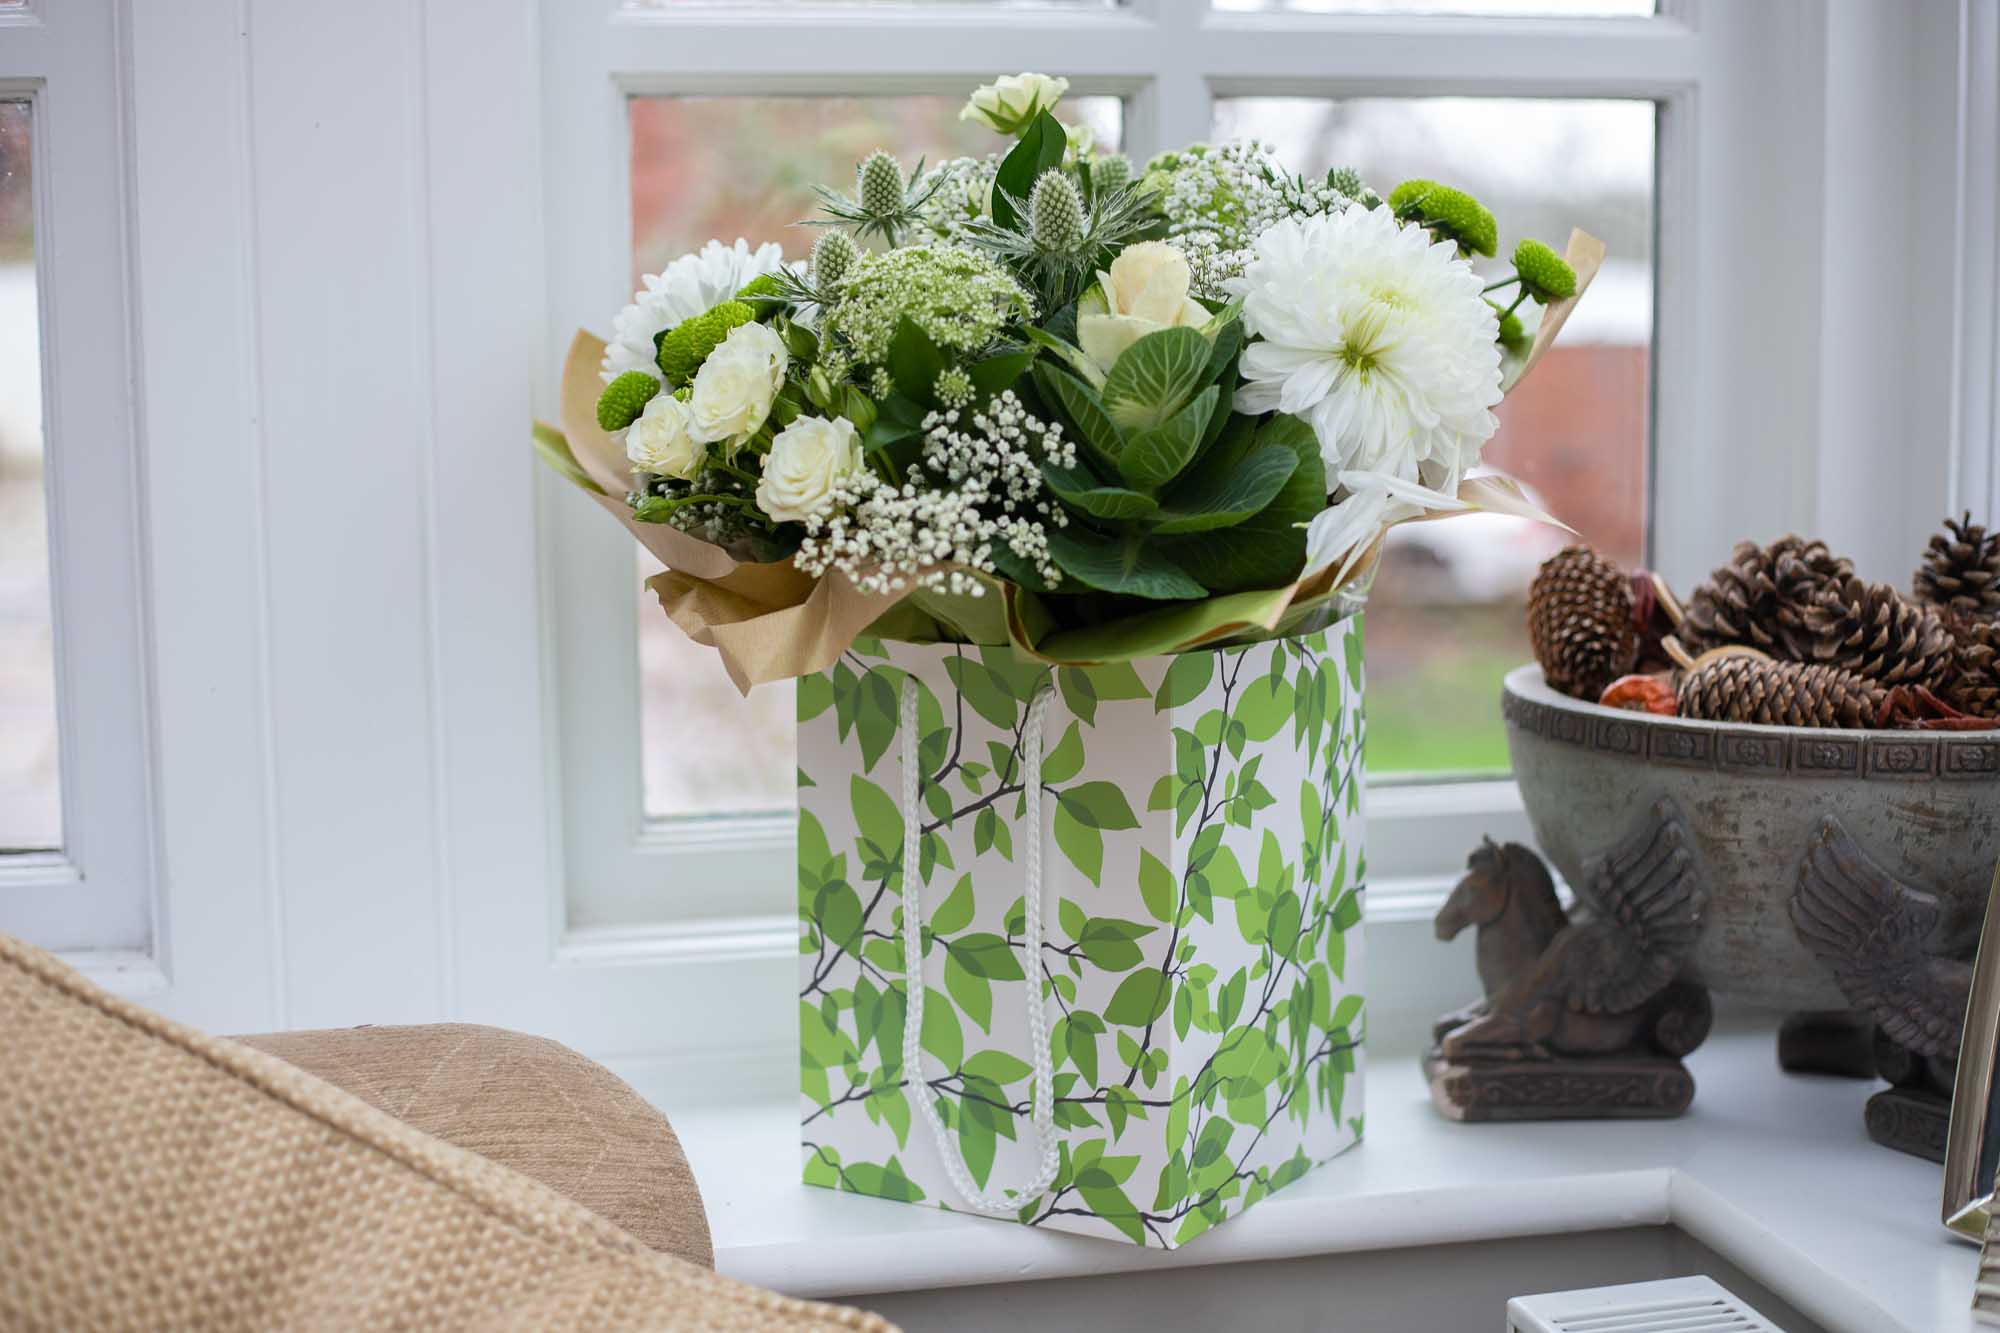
[1508, 1276, 1786, 1333]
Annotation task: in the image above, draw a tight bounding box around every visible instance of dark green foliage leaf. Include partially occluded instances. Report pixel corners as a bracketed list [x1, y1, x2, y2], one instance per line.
[1117, 386, 1219, 491]
[1101, 326, 1213, 434]
[1105, 970, 1172, 1027]
[888, 316, 950, 406]
[861, 392, 927, 454]
[1023, 325, 1105, 391]
[1161, 412, 1327, 593]
[1033, 363, 1123, 470]
[1150, 444, 1298, 535]
[969, 348, 1036, 399]
[1042, 457, 1160, 520]
[1046, 526, 1206, 600]
[991, 111, 1068, 230]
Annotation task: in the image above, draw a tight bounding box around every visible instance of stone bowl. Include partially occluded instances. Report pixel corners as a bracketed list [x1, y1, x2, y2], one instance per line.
[1502, 664, 2000, 1010]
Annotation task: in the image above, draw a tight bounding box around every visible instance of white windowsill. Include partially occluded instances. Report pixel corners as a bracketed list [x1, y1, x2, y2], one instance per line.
[654, 1026, 1976, 1333]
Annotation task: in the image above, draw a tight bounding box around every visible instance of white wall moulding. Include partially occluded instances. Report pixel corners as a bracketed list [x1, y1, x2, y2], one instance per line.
[1952, 0, 2000, 522]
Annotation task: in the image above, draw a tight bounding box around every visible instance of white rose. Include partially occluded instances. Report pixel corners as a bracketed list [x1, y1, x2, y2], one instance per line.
[688, 320, 787, 443]
[959, 73, 1069, 136]
[625, 392, 704, 480]
[756, 415, 865, 524]
[1076, 241, 1213, 374]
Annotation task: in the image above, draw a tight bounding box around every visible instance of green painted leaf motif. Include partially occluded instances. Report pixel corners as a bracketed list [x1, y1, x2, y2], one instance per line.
[1055, 780, 1140, 831]
[1267, 890, 1304, 961]
[1046, 525, 1207, 601]
[1235, 673, 1297, 743]
[799, 999, 854, 1071]
[944, 654, 1018, 731]
[1052, 802, 1104, 886]
[1058, 897, 1088, 942]
[1041, 722, 1086, 785]
[1173, 982, 1194, 1041]
[853, 670, 899, 773]
[1217, 969, 1248, 1029]
[1079, 1179, 1148, 1245]
[803, 1144, 842, 1188]
[850, 776, 902, 864]
[963, 1049, 1033, 1085]
[813, 881, 865, 955]
[944, 953, 993, 1031]
[1104, 970, 1172, 1027]
[798, 808, 832, 879]
[1154, 653, 1215, 711]
[1330, 887, 1362, 931]
[1100, 326, 1213, 434]
[1056, 667, 1098, 725]
[1077, 917, 1157, 972]
[798, 672, 835, 721]
[841, 1158, 926, 1203]
[947, 932, 1025, 981]
[1083, 660, 1149, 701]
[1149, 443, 1298, 534]
[1137, 850, 1176, 922]
[919, 985, 963, 1069]
[1332, 994, 1365, 1030]
[1116, 385, 1219, 491]
[929, 873, 975, 935]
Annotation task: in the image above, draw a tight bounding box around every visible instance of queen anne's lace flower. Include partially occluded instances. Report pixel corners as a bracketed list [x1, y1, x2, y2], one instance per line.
[1146, 142, 1361, 297]
[601, 239, 788, 383]
[1230, 203, 1502, 577]
[824, 245, 1034, 366]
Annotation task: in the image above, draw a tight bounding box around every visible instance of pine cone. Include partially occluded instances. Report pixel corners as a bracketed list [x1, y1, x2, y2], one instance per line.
[1795, 576, 1954, 689]
[1678, 655, 1886, 729]
[1528, 546, 1639, 700]
[1914, 512, 2000, 619]
[1946, 611, 2000, 718]
[1680, 536, 1852, 658]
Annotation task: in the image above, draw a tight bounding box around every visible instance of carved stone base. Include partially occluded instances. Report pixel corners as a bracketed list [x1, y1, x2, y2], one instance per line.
[1864, 1085, 1951, 1163]
[1776, 1009, 1877, 1079]
[1421, 1049, 1696, 1121]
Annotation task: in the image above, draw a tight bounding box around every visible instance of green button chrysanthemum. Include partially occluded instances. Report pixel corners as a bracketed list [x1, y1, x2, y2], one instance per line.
[1513, 238, 1578, 303]
[1488, 300, 1532, 358]
[1388, 178, 1498, 258]
[595, 370, 661, 431]
[656, 300, 756, 385]
[734, 273, 788, 319]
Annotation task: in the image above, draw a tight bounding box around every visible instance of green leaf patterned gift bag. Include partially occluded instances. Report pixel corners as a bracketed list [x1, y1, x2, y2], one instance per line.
[796, 617, 1366, 1248]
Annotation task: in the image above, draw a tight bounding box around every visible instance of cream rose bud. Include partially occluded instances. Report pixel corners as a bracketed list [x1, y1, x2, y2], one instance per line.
[1076, 240, 1214, 374]
[625, 392, 704, 480]
[756, 414, 866, 524]
[959, 73, 1069, 136]
[687, 320, 788, 443]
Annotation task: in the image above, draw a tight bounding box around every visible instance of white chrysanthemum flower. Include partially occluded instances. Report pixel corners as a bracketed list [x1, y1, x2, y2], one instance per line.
[600, 239, 788, 383]
[1229, 203, 1502, 575]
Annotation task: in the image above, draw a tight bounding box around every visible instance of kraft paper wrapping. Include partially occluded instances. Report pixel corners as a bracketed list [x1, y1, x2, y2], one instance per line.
[544, 229, 1600, 689]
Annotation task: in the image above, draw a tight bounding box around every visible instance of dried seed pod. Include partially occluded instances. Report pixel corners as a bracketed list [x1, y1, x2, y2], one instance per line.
[1528, 546, 1640, 700]
[1599, 673, 1677, 716]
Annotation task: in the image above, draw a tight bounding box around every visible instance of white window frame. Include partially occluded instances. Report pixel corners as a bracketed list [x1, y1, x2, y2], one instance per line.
[522, 0, 1984, 1093]
[0, 1, 163, 977]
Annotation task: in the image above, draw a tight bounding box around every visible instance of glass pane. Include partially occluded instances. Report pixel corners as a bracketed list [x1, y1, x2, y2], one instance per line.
[629, 93, 1123, 818]
[1215, 0, 1654, 14]
[627, 1, 1109, 8]
[1212, 97, 1654, 779]
[0, 100, 60, 850]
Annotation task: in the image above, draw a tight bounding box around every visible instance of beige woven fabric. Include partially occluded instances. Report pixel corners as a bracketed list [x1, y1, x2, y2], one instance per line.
[0, 934, 893, 1333]
[234, 1024, 714, 1269]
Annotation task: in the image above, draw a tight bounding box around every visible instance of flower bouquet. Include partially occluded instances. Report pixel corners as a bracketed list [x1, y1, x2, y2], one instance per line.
[540, 74, 1598, 1246]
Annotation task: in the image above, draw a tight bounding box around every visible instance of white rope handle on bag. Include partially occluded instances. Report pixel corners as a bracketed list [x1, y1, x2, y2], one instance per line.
[899, 675, 1062, 1215]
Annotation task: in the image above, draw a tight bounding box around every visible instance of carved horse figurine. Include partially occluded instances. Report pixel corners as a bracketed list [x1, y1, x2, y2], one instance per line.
[1430, 837, 1568, 1041]
[1433, 800, 1712, 1064]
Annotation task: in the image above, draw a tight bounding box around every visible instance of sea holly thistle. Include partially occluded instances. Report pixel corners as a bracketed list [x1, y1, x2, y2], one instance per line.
[812, 148, 949, 247]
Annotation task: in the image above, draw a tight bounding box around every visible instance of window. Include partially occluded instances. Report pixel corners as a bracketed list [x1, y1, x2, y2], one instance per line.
[1213, 96, 1654, 777]
[0, 98, 59, 853]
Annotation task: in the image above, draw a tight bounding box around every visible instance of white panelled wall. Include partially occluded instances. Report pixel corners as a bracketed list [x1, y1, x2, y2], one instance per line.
[5, 1, 1997, 1100]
